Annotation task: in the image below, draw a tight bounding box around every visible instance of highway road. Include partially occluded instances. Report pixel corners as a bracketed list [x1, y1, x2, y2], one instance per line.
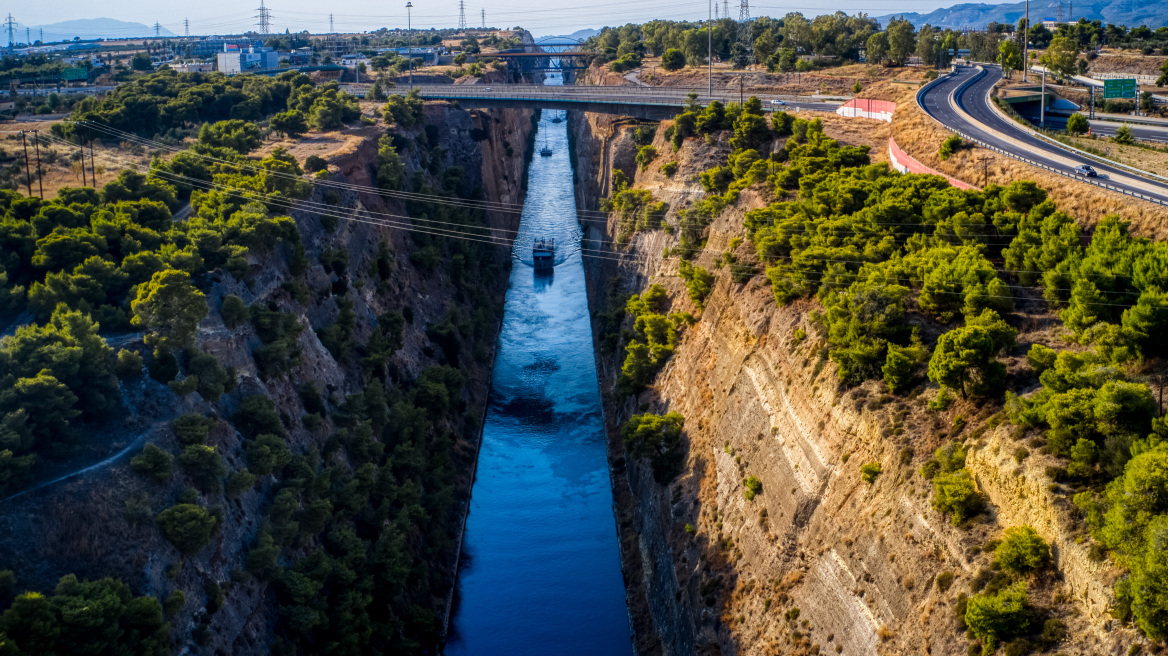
[381, 83, 842, 114]
[919, 64, 1168, 205]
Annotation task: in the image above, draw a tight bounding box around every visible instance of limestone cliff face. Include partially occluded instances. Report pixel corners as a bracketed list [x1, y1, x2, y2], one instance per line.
[573, 110, 1133, 656]
[0, 104, 534, 654]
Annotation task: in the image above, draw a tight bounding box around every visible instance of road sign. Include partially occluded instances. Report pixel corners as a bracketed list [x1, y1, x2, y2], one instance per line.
[1103, 78, 1137, 99]
[61, 67, 87, 81]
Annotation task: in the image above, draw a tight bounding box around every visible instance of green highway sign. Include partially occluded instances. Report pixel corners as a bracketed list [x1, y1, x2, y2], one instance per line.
[1103, 78, 1137, 99]
[61, 68, 88, 81]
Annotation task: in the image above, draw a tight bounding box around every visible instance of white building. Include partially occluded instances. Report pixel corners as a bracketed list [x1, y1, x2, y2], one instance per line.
[217, 45, 280, 75]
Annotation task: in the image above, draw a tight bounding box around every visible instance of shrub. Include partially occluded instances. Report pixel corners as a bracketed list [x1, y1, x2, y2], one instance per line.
[164, 590, 186, 617]
[939, 134, 963, 160]
[965, 583, 1031, 653]
[172, 414, 214, 445]
[1066, 113, 1089, 135]
[179, 445, 227, 493]
[303, 155, 328, 173]
[995, 526, 1051, 575]
[225, 470, 257, 498]
[220, 295, 249, 328]
[662, 161, 679, 177]
[246, 434, 293, 476]
[928, 388, 954, 411]
[661, 48, 686, 71]
[130, 443, 173, 482]
[936, 570, 955, 592]
[932, 469, 983, 524]
[234, 395, 285, 438]
[1115, 124, 1134, 145]
[861, 462, 882, 485]
[156, 503, 219, 555]
[636, 145, 659, 171]
[116, 349, 144, 378]
[744, 475, 763, 501]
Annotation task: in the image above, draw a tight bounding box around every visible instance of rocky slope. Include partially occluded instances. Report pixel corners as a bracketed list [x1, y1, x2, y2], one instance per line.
[572, 109, 1137, 656]
[0, 103, 535, 653]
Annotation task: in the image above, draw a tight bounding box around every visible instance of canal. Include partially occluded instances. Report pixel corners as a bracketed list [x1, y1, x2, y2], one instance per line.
[445, 77, 632, 655]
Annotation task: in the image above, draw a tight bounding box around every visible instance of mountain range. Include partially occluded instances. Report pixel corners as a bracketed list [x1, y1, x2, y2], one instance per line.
[875, 0, 1168, 29]
[31, 18, 175, 43]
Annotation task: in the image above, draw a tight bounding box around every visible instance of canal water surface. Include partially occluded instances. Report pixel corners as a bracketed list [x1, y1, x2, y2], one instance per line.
[444, 84, 632, 654]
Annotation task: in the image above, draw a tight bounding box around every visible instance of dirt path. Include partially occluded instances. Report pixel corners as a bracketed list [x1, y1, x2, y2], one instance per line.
[0, 430, 149, 505]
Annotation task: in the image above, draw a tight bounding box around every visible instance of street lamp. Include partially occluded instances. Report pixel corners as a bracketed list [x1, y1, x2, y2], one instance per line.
[1022, 0, 1029, 82]
[406, 1, 413, 90]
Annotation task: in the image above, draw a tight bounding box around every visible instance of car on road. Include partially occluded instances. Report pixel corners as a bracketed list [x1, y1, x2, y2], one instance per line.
[484, 87, 492, 91]
[770, 99, 786, 105]
[1074, 164, 1098, 177]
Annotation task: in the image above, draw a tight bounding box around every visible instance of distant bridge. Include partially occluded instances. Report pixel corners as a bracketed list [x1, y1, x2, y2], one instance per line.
[357, 83, 843, 120]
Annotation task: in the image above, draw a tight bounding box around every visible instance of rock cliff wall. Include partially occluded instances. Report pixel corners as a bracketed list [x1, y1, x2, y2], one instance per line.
[0, 103, 535, 654]
[573, 109, 1134, 656]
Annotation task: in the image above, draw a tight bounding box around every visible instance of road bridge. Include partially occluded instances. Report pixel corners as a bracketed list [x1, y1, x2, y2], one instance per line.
[369, 83, 842, 120]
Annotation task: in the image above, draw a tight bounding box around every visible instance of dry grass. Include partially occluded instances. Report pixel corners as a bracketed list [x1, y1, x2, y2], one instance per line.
[1055, 133, 1168, 177]
[1090, 50, 1168, 77]
[0, 120, 151, 198]
[890, 89, 1168, 240]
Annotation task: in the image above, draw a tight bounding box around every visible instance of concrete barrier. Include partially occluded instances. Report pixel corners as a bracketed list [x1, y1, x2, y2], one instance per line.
[836, 98, 896, 122]
[887, 136, 977, 189]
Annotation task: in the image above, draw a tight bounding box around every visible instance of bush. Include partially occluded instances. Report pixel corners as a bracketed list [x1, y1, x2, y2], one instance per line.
[156, 503, 219, 555]
[172, 414, 214, 445]
[661, 161, 679, 177]
[233, 395, 285, 438]
[220, 295, 249, 328]
[861, 462, 882, 484]
[661, 48, 686, 71]
[304, 155, 328, 173]
[1066, 112, 1089, 135]
[936, 570, 955, 592]
[246, 434, 293, 476]
[995, 526, 1051, 575]
[939, 134, 963, 160]
[130, 443, 173, 483]
[179, 445, 227, 493]
[744, 475, 763, 501]
[164, 590, 186, 617]
[225, 470, 257, 498]
[116, 349, 144, 378]
[636, 145, 659, 171]
[965, 583, 1031, 653]
[932, 469, 983, 524]
[1115, 124, 1134, 145]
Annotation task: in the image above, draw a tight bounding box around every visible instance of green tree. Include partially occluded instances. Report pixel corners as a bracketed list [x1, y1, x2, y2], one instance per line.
[179, 444, 226, 493]
[995, 526, 1051, 575]
[932, 469, 983, 524]
[220, 295, 249, 328]
[661, 48, 686, 71]
[130, 443, 173, 483]
[866, 31, 889, 64]
[1066, 112, 1089, 135]
[246, 433, 293, 476]
[636, 145, 659, 171]
[621, 411, 685, 459]
[130, 269, 208, 350]
[1115, 124, 1135, 145]
[861, 462, 882, 484]
[965, 583, 1031, 653]
[927, 319, 1015, 399]
[156, 504, 219, 556]
[1041, 36, 1079, 80]
[198, 119, 263, 154]
[131, 52, 153, 71]
[269, 110, 308, 138]
[678, 260, 714, 309]
[377, 134, 405, 190]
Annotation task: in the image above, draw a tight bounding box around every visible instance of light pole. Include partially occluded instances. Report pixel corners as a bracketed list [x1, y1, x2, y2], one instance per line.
[708, 0, 712, 95]
[406, 1, 413, 90]
[1022, 0, 1029, 82]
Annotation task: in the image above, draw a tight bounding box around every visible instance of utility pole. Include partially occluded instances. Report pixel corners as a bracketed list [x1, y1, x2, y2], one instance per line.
[1040, 67, 1046, 128]
[458, 0, 467, 31]
[32, 131, 43, 199]
[20, 132, 31, 197]
[79, 137, 86, 186]
[1022, 0, 1029, 82]
[708, 0, 712, 95]
[739, 75, 744, 105]
[406, 1, 414, 90]
[976, 154, 992, 187]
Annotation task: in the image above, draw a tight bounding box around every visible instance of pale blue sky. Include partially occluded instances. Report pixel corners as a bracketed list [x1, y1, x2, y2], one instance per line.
[19, 0, 981, 39]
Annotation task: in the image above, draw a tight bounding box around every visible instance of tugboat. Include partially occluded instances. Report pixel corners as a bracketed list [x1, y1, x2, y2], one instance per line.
[533, 238, 555, 270]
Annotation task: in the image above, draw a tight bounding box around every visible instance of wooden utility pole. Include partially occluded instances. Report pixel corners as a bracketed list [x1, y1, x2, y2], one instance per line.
[976, 154, 992, 188]
[20, 131, 31, 197]
[32, 130, 43, 199]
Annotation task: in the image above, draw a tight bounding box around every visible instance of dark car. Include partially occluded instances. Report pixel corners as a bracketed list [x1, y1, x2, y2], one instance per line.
[1074, 164, 1098, 177]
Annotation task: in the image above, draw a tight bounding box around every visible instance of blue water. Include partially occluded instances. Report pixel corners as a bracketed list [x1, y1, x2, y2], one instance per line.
[444, 78, 631, 655]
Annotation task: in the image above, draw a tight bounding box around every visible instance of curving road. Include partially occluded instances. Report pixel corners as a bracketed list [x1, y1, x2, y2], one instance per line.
[919, 64, 1168, 205]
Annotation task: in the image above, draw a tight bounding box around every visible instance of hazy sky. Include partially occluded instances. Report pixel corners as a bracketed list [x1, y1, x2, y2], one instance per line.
[21, 0, 979, 38]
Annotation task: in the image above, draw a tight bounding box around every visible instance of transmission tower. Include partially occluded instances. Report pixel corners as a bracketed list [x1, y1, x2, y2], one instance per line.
[722, 0, 729, 21]
[714, 3, 719, 19]
[329, 13, 334, 33]
[255, 0, 272, 35]
[738, 0, 749, 22]
[154, 22, 161, 38]
[4, 14, 15, 52]
[25, 27, 29, 47]
[38, 27, 42, 44]
[184, 18, 190, 37]
[481, 8, 485, 28]
[458, 0, 467, 30]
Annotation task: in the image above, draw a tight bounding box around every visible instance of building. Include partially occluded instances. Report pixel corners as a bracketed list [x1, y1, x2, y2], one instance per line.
[172, 61, 215, 73]
[193, 38, 262, 57]
[340, 53, 371, 69]
[217, 45, 281, 74]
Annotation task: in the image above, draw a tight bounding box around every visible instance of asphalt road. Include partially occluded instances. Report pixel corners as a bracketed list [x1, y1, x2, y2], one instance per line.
[390, 83, 841, 113]
[920, 65, 1168, 204]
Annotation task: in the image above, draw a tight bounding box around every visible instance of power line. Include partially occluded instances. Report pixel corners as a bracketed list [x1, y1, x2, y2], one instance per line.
[458, 0, 467, 30]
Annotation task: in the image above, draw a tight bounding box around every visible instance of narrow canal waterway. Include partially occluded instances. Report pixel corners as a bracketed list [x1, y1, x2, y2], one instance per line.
[445, 80, 631, 655]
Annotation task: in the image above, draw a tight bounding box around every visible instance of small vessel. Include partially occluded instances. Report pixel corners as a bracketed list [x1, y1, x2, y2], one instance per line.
[540, 140, 553, 157]
[533, 238, 555, 270]
[550, 116, 563, 124]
